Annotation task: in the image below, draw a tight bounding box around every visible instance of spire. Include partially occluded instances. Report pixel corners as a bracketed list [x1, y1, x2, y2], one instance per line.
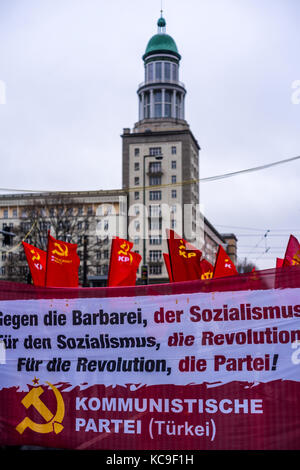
[157, 6, 166, 34]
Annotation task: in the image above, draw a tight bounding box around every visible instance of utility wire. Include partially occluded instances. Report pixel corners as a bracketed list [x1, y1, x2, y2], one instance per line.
[1, 221, 37, 253]
[0, 155, 299, 194]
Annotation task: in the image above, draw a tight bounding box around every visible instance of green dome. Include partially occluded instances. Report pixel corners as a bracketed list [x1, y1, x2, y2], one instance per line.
[157, 17, 166, 27]
[143, 33, 181, 61]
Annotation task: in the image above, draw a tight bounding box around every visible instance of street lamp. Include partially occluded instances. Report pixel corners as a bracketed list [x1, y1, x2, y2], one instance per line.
[142, 153, 163, 285]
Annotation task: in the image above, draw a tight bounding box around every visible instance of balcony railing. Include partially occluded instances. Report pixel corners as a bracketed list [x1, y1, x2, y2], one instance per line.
[148, 257, 163, 265]
[138, 79, 186, 89]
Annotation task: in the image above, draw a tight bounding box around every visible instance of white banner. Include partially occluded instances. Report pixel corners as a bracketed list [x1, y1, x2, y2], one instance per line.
[1, 288, 300, 391]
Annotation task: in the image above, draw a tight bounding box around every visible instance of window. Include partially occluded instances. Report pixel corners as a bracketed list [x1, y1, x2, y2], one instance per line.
[134, 162, 139, 171]
[1, 252, 6, 261]
[149, 176, 161, 186]
[171, 190, 177, 198]
[171, 219, 176, 229]
[149, 205, 161, 217]
[1, 267, 5, 276]
[134, 220, 140, 231]
[155, 62, 162, 80]
[150, 265, 162, 275]
[149, 219, 162, 230]
[171, 205, 177, 213]
[150, 250, 162, 261]
[87, 207, 93, 215]
[3, 209, 8, 219]
[78, 207, 83, 216]
[134, 177, 140, 185]
[134, 148, 140, 156]
[147, 63, 153, 81]
[149, 191, 161, 201]
[134, 191, 140, 200]
[103, 250, 109, 259]
[171, 160, 176, 169]
[164, 62, 171, 81]
[150, 235, 162, 245]
[149, 161, 162, 173]
[134, 236, 140, 244]
[154, 90, 162, 118]
[171, 146, 177, 155]
[104, 220, 109, 231]
[149, 147, 162, 156]
[144, 92, 150, 118]
[13, 209, 17, 217]
[176, 93, 181, 118]
[165, 90, 172, 117]
[171, 175, 177, 184]
[134, 205, 140, 216]
[172, 63, 178, 81]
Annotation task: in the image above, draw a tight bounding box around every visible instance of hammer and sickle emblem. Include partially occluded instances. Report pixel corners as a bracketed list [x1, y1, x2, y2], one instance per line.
[16, 382, 65, 435]
[52, 242, 68, 257]
[118, 242, 133, 263]
[30, 249, 40, 262]
[292, 250, 300, 265]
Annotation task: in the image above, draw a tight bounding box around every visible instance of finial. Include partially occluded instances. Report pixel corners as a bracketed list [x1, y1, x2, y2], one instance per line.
[157, 6, 166, 33]
[157, 0, 166, 33]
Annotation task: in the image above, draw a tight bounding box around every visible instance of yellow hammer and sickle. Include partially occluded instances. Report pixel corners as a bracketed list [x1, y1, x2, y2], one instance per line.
[52, 242, 68, 257]
[292, 251, 300, 264]
[30, 249, 40, 262]
[118, 242, 133, 262]
[201, 272, 212, 280]
[16, 382, 65, 435]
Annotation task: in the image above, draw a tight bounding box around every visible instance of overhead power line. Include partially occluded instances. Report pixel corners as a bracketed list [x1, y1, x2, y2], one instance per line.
[199, 155, 300, 183]
[0, 155, 299, 194]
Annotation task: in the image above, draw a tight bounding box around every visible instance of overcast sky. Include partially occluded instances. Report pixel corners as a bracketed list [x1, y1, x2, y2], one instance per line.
[0, 0, 299, 270]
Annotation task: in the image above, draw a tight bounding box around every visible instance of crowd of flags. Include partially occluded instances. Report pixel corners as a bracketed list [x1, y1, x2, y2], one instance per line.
[21, 230, 300, 288]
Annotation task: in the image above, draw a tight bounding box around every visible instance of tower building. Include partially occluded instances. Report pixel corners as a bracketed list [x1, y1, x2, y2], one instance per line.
[122, 15, 232, 283]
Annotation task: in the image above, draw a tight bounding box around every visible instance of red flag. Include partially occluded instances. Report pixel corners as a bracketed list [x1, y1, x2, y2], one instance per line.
[283, 235, 300, 267]
[276, 258, 284, 268]
[163, 253, 173, 282]
[166, 229, 202, 282]
[45, 232, 80, 287]
[213, 245, 238, 278]
[107, 237, 141, 287]
[22, 241, 46, 286]
[200, 259, 214, 280]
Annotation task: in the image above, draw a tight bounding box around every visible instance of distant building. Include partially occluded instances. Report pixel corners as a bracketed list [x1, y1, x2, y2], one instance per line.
[122, 15, 234, 283]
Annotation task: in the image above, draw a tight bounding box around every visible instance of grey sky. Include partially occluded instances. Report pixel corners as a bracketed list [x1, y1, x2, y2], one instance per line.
[0, 0, 299, 270]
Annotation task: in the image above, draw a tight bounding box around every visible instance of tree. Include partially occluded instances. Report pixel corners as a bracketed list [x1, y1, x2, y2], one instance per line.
[3, 195, 109, 285]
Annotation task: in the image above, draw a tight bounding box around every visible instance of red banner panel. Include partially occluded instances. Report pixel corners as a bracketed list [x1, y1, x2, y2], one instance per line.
[1, 267, 300, 450]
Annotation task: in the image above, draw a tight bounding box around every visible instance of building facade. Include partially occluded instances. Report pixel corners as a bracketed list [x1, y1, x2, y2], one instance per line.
[0, 190, 127, 286]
